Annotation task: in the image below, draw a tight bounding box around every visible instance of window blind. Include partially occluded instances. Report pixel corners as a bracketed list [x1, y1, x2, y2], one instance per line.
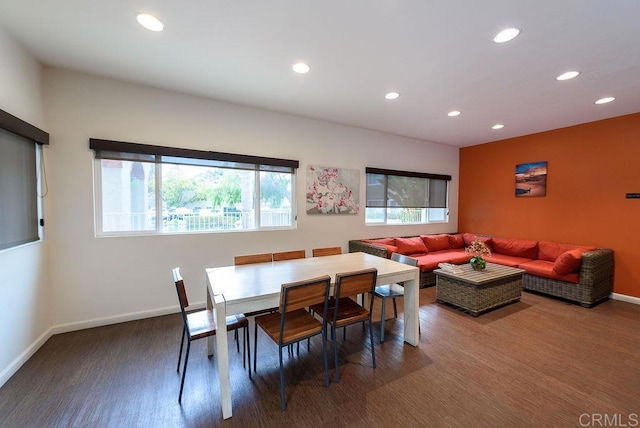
[90, 139, 299, 173]
[365, 167, 450, 209]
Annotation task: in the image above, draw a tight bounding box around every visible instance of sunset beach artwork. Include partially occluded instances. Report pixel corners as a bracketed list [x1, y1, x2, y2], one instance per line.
[515, 161, 547, 197]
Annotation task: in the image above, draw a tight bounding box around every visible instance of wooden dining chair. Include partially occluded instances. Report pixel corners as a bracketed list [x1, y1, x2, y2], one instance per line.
[312, 247, 342, 257]
[234, 253, 273, 265]
[311, 268, 378, 382]
[374, 252, 419, 342]
[172, 268, 250, 403]
[273, 250, 306, 261]
[253, 275, 331, 410]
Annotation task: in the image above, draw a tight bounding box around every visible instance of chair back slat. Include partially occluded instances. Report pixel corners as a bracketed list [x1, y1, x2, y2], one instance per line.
[334, 268, 378, 298]
[273, 250, 306, 261]
[234, 253, 273, 265]
[280, 275, 331, 313]
[391, 252, 418, 267]
[312, 247, 342, 257]
[172, 268, 190, 319]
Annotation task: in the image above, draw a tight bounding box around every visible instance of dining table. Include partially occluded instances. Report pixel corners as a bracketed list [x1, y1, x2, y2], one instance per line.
[205, 251, 420, 419]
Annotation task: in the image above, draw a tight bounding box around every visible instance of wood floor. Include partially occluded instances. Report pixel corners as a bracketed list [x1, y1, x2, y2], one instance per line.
[1, 288, 639, 428]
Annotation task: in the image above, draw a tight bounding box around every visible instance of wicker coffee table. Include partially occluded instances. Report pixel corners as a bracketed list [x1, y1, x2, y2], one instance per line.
[435, 263, 525, 316]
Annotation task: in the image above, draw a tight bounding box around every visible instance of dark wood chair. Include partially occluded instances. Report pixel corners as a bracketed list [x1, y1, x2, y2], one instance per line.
[374, 252, 419, 342]
[253, 275, 332, 410]
[312, 247, 342, 257]
[172, 268, 250, 403]
[234, 253, 273, 265]
[311, 268, 378, 382]
[273, 250, 306, 261]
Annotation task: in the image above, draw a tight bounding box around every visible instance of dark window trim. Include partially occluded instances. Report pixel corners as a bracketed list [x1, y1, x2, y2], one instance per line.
[90, 138, 298, 169]
[365, 167, 451, 182]
[0, 108, 49, 145]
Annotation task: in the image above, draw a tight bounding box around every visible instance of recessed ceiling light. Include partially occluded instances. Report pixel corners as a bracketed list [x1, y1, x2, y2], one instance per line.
[385, 92, 400, 100]
[292, 62, 310, 74]
[493, 28, 520, 44]
[595, 96, 615, 105]
[448, 110, 461, 117]
[492, 124, 505, 130]
[136, 13, 164, 32]
[556, 71, 580, 81]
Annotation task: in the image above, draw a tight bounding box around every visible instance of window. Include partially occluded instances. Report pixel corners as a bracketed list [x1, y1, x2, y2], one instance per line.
[0, 109, 48, 251]
[365, 167, 450, 225]
[91, 139, 298, 236]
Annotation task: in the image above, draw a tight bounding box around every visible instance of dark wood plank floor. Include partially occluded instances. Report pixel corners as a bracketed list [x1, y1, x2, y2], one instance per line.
[1, 288, 639, 428]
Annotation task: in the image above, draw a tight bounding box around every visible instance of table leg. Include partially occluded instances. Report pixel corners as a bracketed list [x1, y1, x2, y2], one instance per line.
[213, 294, 233, 419]
[403, 269, 420, 346]
[206, 288, 214, 357]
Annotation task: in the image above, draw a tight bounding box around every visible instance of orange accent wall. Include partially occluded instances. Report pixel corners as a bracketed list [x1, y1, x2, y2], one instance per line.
[459, 112, 640, 298]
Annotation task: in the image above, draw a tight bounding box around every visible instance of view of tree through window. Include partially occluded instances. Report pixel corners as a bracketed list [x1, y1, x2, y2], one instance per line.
[98, 160, 293, 235]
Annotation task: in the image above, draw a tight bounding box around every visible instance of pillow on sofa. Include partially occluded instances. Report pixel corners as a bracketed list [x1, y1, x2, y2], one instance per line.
[491, 237, 538, 259]
[395, 237, 428, 255]
[362, 239, 398, 257]
[421, 234, 450, 252]
[462, 233, 493, 251]
[553, 248, 586, 275]
[448, 233, 465, 249]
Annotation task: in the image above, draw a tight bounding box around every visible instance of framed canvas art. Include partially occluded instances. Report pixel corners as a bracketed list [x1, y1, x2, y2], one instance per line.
[306, 165, 359, 214]
[515, 161, 547, 197]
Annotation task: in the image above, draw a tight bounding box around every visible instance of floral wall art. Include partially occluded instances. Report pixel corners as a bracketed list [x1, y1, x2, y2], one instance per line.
[306, 165, 360, 214]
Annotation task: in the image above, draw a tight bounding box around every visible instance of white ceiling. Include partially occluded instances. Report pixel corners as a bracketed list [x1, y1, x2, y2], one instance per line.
[0, 0, 639, 147]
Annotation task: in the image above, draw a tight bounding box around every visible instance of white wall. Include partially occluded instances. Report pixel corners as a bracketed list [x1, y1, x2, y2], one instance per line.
[43, 67, 459, 329]
[0, 26, 50, 385]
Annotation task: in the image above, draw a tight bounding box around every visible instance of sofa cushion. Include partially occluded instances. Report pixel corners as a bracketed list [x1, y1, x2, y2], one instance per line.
[519, 259, 580, 284]
[491, 237, 538, 259]
[395, 237, 428, 255]
[462, 233, 493, 251]
[448, 233, 465, 249]
[486, 253, 534, 268]
[553, 248, 587, 276]
[414, 252, 457, 271]
[538, 240, 596, 262]
[421, 234, 450, 252]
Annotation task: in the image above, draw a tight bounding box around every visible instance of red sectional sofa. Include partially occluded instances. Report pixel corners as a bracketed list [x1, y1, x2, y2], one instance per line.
[348, 233, 614, 307]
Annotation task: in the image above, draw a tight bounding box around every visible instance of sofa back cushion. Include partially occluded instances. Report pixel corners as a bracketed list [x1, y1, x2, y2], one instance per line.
[448, 234, 465, 249]
[491, 237, 538, 259]
[362, 238, 398, 258]
[538, 240, 596, 262]
[395, 237, 428, 255]
[421, 234, 450, 252]
[462, 233, 493, 251]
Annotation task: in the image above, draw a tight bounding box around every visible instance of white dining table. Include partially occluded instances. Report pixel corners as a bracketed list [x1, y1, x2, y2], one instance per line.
[205, 251, 420, 419]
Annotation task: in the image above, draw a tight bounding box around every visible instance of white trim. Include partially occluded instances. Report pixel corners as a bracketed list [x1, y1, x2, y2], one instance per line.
[50, 301, 205, 335]
[0, 328, 53, 387]
[0, 301, 205, 388]
[611, 293, 640, 305]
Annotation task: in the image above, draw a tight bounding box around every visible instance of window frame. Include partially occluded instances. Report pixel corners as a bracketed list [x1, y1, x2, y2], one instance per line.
[364, 167, 451, 226]
[91, 139, 299, 237]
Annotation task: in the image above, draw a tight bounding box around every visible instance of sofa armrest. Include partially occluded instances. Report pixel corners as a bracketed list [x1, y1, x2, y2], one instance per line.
[579, 248, 614, 286]
[348, 240, 388, 259]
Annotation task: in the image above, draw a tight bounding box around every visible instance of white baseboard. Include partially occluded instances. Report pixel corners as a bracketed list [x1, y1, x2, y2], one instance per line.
[0, 301, 205, 388]
[0, 328, 53, 388]
[611, 293, 640, 305]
